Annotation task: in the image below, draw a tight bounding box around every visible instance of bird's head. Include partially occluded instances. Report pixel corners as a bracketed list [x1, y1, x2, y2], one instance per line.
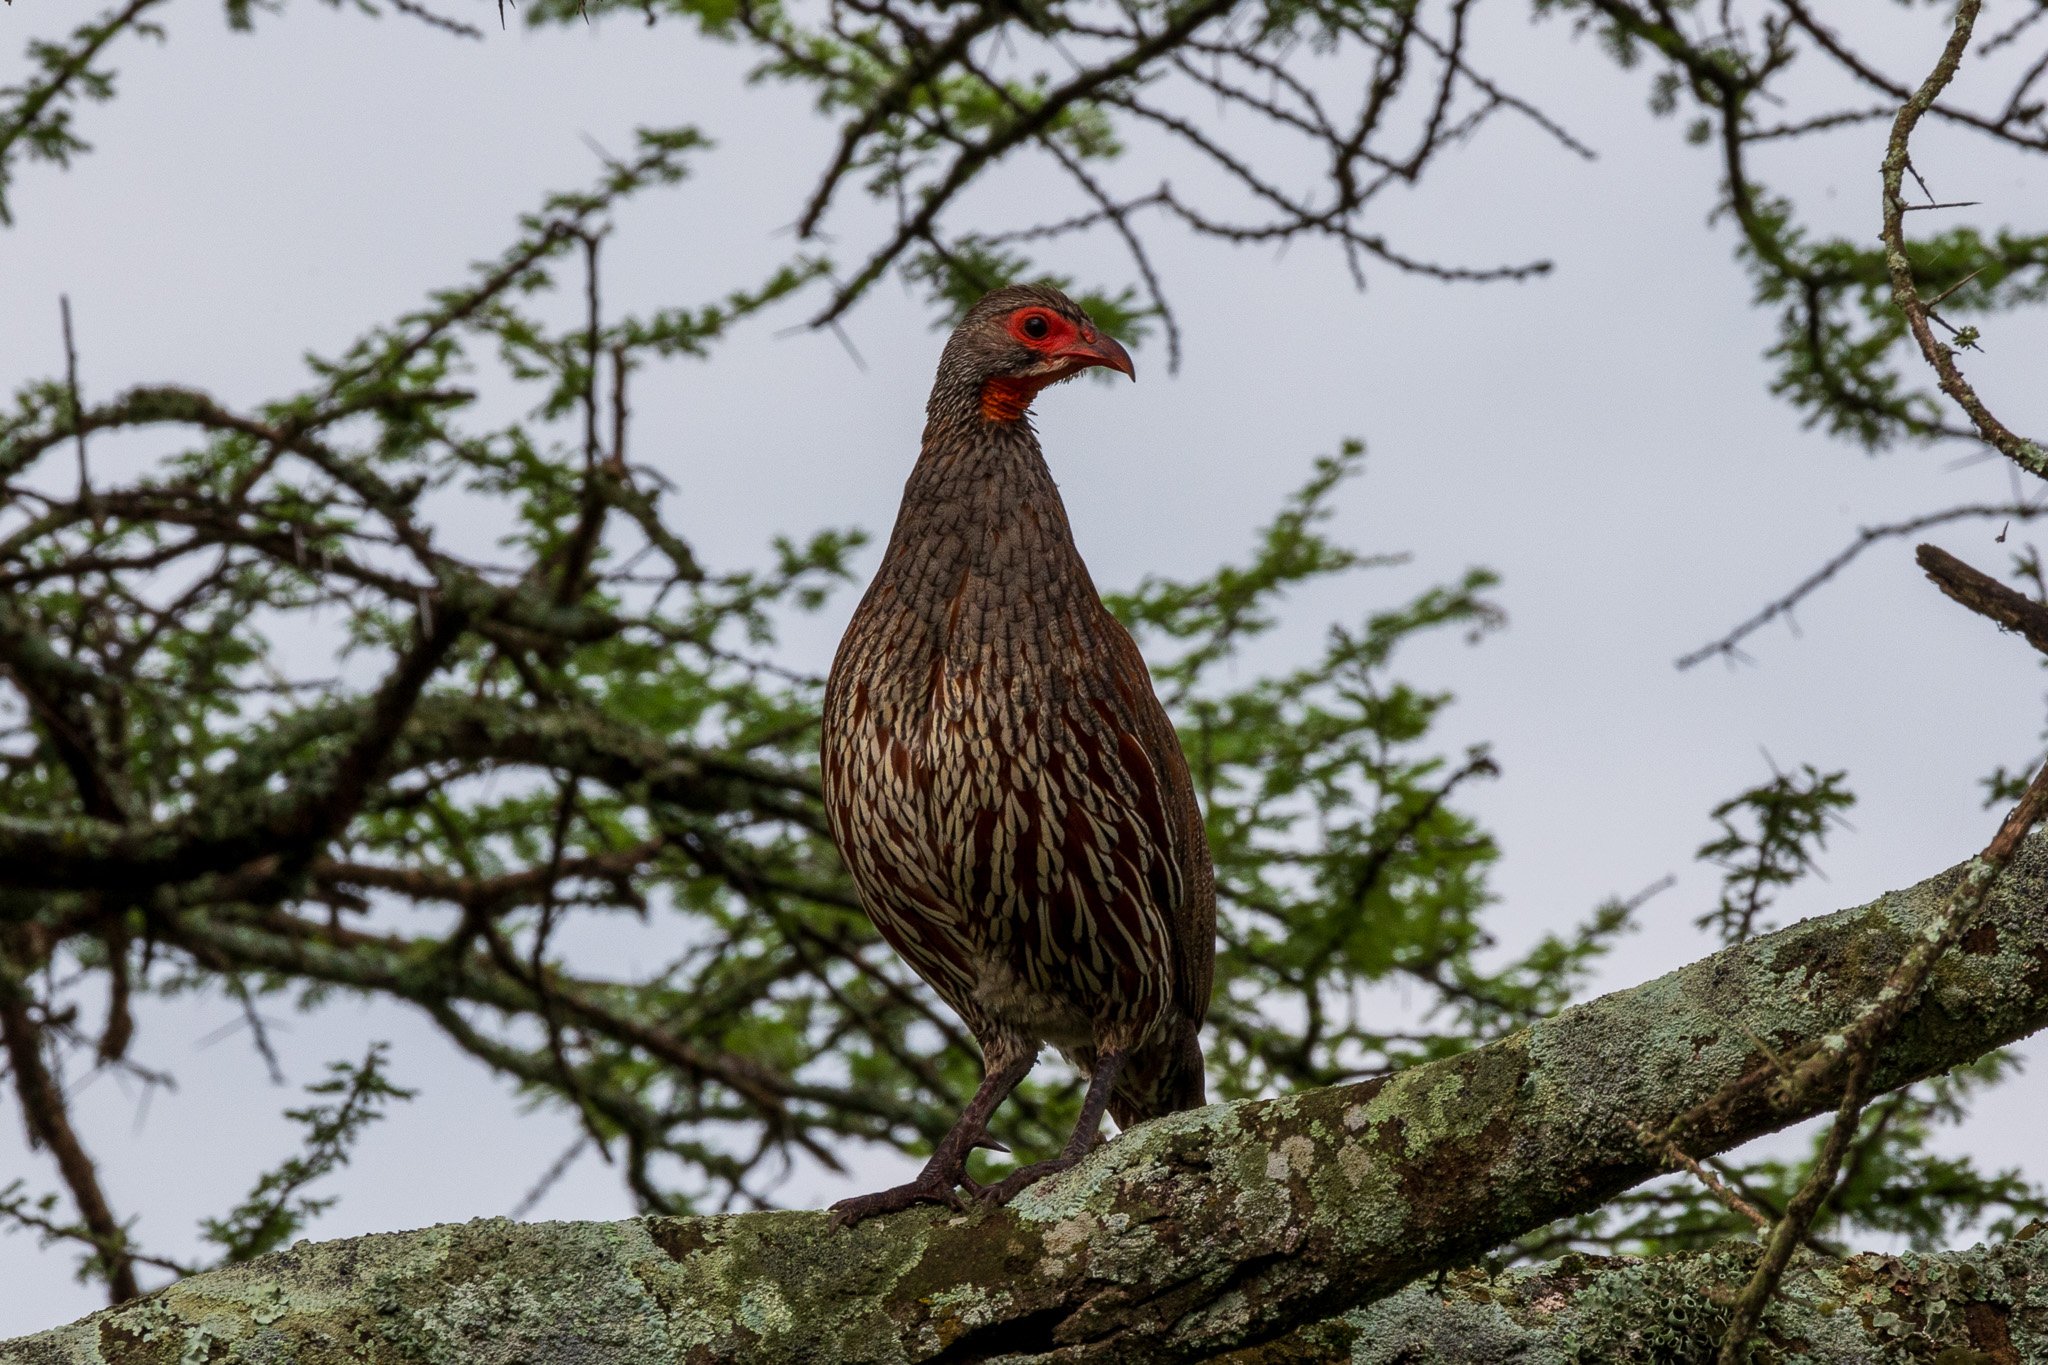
[934, 284, 1136, 424]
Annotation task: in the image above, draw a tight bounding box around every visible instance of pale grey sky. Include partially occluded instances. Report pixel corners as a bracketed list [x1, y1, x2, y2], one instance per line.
[1, 0, 2043, 1337]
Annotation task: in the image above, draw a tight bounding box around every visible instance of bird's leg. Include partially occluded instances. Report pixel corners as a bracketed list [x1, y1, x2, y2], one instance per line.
[830, 1050, 1035, 1227]
[979, 1046, 1128, 1206]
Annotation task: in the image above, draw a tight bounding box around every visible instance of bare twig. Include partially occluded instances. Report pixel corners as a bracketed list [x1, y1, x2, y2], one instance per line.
[58, 296, 89, 502]
[386, 0, 484, 39]
[1779, 0, 2048, 152]
[1714, 1052, 1876, 1363]
[1879, 0, 2048, 480]
[1678, 503, 2046, 669]
[1624, 1119, 1771, 1233]
[509, 1137, 589, 1220]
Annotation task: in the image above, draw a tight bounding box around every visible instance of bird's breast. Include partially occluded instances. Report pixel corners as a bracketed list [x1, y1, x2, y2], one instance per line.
[821, 463, 1180, 1035]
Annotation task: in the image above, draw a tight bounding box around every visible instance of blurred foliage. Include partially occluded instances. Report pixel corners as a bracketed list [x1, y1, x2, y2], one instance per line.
[0, 1045, 410, 1284]
[1694, 763, 1854, 946]
[0, 0, 2043, 1315]
[200, 1045, 415, 1266]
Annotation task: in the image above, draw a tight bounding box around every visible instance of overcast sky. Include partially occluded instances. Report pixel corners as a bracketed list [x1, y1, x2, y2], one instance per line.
[2, 0, 2044, 1338]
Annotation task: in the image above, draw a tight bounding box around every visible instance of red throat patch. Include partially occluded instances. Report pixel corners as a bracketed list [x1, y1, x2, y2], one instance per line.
[980, 376, 1042, 423]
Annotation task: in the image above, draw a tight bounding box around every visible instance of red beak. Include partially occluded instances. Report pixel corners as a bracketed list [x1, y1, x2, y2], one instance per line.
[1055, 330, 1136, 380]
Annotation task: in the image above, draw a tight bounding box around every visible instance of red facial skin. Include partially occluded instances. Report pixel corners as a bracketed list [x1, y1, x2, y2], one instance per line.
[980, 307, 1136, 421]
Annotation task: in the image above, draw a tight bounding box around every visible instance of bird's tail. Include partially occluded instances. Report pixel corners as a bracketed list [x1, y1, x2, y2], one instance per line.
[1108, 1020, 1206, 1128]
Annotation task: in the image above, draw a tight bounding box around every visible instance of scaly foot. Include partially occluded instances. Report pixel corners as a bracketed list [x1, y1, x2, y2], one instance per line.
[829, 1167, 970, 1227]
[977, 1154, 1082, 1206]
[830, 1125, 1015, 1226]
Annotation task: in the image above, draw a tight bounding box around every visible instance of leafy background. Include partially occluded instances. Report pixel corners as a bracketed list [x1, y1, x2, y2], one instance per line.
[0, 0, 2043, 1335]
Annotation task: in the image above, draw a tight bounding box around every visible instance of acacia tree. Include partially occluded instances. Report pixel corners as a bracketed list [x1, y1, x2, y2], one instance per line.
[0, 0, 2045, 1359]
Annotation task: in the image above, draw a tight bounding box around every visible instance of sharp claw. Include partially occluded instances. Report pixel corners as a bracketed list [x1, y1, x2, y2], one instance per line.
[977, 1155, 1082, 1207]
[829, 1164, 977, 1228]
[972, 1135, 1011, 1154]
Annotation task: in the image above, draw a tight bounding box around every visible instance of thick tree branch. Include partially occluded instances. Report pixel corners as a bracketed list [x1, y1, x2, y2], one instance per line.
[7, 1219, 2045, 1363]
[10, 835, 2048, 1359]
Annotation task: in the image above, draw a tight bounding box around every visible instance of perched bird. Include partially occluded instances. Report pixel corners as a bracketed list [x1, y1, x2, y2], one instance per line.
[822, 284, 1215, 1223]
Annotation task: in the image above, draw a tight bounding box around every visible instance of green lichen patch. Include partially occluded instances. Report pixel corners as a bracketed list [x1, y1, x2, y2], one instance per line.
[1320, 1236, 2048, 1365]
[7, 1223, 2048, 1364]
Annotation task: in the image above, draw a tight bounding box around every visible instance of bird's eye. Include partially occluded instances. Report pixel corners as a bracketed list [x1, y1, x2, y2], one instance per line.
[1020, 313, 1051, 341]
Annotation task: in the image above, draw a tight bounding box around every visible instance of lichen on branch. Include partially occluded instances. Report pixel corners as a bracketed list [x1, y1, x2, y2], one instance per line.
[9, 835, 2048, 1362]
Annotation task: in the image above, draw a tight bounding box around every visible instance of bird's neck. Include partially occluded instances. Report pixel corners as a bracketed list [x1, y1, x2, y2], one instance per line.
[905, 396, 1053, 519]
[873, 388, 1094, 606]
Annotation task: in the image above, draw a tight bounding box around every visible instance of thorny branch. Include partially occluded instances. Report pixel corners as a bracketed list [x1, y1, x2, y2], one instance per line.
[1699, 7, 2048, 1347]
[1677, 502, 2048, 670]
[1880, 0, 2048, 482]
[747, 0, 1578, 345]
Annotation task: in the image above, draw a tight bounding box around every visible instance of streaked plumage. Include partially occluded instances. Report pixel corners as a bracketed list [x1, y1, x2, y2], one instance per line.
[823, 285, 1214, 1222]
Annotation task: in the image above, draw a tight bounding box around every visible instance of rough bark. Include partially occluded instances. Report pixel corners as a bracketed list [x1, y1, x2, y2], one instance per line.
[5, 1218, 2044, 1364]
[8, 838, 2048, 1363]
